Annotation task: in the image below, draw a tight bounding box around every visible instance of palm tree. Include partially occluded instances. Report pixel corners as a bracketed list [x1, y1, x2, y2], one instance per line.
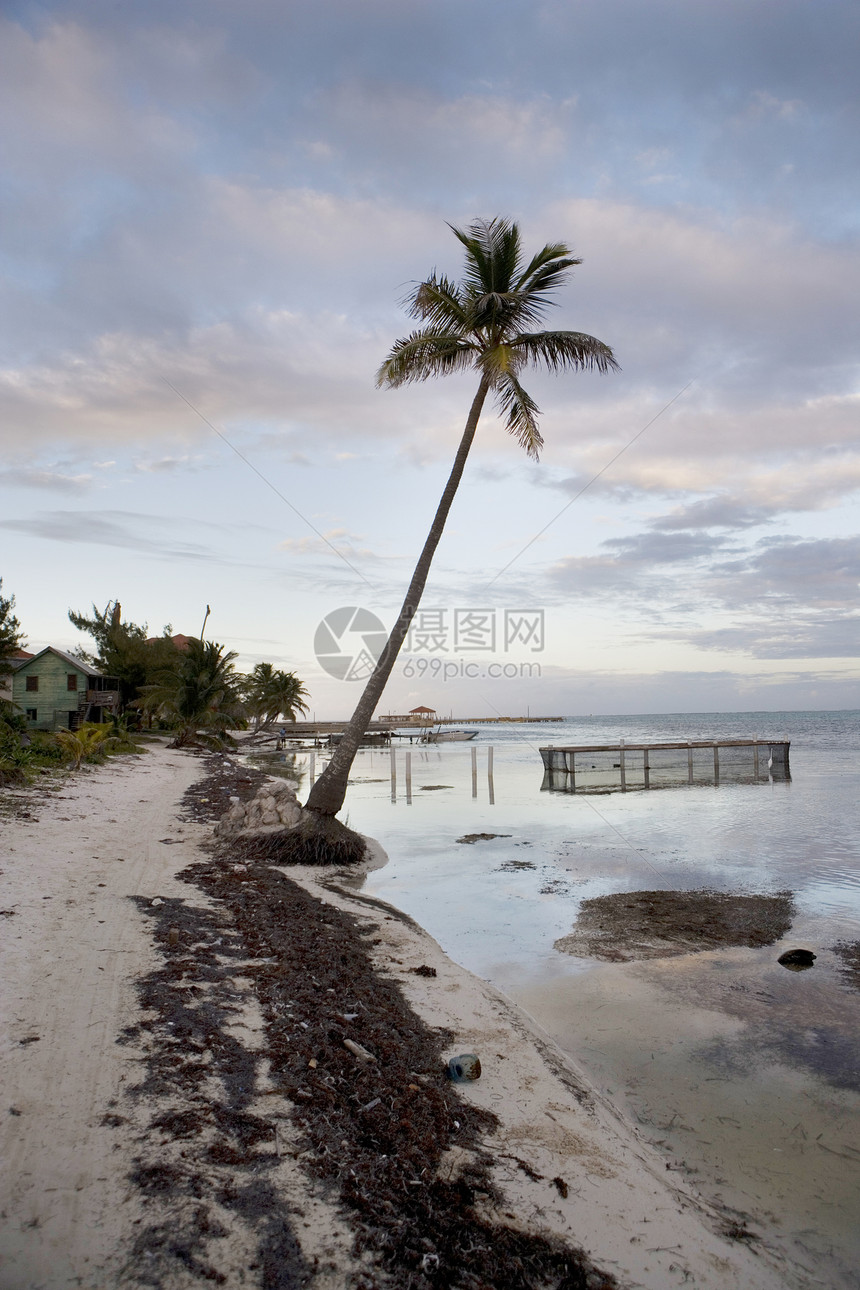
[1, 579, 26, 704]
[141, 638, 245, 748]
[245, 662, 310, 731]
[55, 722, 114, 771]
[304, 217, 618, 825]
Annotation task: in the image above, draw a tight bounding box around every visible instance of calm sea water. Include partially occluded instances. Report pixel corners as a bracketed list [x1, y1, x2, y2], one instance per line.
[315, 709, 860, 1284]
[336, 710, 860, 975]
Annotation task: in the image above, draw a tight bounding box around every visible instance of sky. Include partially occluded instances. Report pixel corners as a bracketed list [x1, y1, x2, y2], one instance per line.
[1, 0, 858, 718]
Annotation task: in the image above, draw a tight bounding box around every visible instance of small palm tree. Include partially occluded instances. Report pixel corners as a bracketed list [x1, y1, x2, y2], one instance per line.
[305, 217, 617, 824]
[142, 639, 245, 748]
[245, 662, 310, 732]
[56, 722, 114, 770]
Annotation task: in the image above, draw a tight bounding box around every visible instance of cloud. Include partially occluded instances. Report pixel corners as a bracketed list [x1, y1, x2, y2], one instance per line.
[2, 1, 858, 701]
[548, 528, 733, 600]
[545, 524, 860, 663]
[737, 89, 805, 123]
[602, 530, 731, 565]
[133, 454, 199, 473]
[651, 498, 775, 531]
[708, 535, 860, 612]
[685, 615, 859, 660]
[277, 527, 397, 565]
[0, 509, 220, 561]
[0, 466, 92, 491]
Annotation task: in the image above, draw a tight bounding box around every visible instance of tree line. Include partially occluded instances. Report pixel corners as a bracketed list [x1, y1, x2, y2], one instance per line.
[1, 587, 309, 754]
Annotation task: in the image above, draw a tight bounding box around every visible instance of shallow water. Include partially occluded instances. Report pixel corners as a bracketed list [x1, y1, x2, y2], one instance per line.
[271, 711, 860, 1282]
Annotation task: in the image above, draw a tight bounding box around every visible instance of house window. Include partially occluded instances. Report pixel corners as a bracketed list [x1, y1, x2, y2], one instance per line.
[67, 674, 78, 692]
[26, 708, 37, 721]
[26, 675, 38, 691]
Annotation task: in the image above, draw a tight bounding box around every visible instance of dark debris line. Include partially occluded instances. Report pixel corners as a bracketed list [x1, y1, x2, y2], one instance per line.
[116, 755, 615, 1290]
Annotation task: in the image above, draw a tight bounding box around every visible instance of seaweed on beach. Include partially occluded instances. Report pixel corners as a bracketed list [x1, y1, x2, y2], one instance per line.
[191, 854, 613, 1288]
[118, 889, 313, 1288]
[117, 753, 617, 1288]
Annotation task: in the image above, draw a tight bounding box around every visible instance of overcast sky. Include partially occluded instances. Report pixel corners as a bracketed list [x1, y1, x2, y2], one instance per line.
[2, 0, 858, 717]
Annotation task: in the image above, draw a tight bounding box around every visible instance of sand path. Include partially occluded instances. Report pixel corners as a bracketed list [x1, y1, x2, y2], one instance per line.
[1, 746, 211, 1287]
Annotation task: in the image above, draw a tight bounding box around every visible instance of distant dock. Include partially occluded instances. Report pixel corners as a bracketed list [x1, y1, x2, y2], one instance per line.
[540, 738, 790, 794]
[383, 714, 564, 726]
[265, 715, 564, 744]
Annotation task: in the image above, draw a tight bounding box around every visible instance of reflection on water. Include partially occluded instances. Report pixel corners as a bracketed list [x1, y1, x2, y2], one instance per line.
[329, 711, 860, 1283]
[515, 956, 860, 1286]
[243, 749, 306, 792]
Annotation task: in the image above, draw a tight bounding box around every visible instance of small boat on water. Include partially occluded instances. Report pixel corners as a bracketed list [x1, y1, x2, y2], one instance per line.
[422, 727, 478, 743]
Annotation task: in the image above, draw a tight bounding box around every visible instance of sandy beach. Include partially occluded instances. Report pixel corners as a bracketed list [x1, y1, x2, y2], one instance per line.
[1, 742, 815, 1289]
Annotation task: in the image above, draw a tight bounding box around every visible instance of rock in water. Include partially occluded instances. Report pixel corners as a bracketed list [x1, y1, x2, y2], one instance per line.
[778, 947, 816, 969]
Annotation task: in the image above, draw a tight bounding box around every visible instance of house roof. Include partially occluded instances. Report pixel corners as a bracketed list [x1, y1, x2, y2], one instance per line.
[409, 705, 437, 714]
[18, 645, 106, 677]
[145, 633, 192, 651]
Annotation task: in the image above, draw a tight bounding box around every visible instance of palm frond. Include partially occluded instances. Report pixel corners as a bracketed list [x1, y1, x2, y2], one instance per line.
[477, 290, 556, 334]
[405, 274, 470, 329]
[470, 290, 523, 332]
[515, 242, 581, 291]
[379, 219, 617, 458]
[511, 330, 619, 374]
[493, 372, 545, 460]
[376, 331, 478, 388]
[482, 342, 524, 379]
[450, 217, 523, 296]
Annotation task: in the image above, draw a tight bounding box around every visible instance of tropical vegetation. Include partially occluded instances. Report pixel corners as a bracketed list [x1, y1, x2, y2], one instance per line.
[140, 638, 246, 748]
[55, 722, 120, 771]
[243, 662, 310, 732]
[68, 600, 181, 715]
[0, 578, 29, 781]
[304, 216, 617, 829]
[1, 578, 26, 699]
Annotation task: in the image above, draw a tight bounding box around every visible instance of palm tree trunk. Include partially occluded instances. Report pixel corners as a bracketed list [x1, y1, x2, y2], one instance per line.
[305, 373, 491, 818]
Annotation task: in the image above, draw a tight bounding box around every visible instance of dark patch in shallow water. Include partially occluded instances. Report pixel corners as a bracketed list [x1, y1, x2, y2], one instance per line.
[831, 940, 860, 991]
[555, 889, 795, 962]
[698, 1025, 860, 1094]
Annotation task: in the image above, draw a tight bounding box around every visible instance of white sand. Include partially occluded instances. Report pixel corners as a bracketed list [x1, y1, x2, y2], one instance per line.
[1, 745, 810, 1288]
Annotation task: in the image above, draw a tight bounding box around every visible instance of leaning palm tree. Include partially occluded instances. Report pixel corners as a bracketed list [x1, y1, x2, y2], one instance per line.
[304, 217, 618, 831]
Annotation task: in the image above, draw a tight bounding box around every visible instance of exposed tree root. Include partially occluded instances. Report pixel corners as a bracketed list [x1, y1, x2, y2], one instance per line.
[237, 809, 368, 867]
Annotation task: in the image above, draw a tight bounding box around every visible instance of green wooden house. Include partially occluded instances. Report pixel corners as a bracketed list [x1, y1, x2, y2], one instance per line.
[11, 647, 120, 731]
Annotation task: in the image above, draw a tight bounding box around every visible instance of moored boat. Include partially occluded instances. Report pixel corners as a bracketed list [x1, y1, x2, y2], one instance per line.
[423, 727, 478, 742]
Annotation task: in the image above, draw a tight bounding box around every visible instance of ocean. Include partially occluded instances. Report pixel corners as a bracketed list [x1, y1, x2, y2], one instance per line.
[342, 710, 860, 974]
[330, 709, 860, 1286]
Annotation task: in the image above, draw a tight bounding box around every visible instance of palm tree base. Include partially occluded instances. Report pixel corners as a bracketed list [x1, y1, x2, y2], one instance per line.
[236, 810, 367, 867]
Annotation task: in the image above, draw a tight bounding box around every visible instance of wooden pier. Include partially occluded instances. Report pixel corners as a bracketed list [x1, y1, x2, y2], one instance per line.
[382, 714, 564, 725]
[540, 738, 790, 794]
[257, 715, 564, 745]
